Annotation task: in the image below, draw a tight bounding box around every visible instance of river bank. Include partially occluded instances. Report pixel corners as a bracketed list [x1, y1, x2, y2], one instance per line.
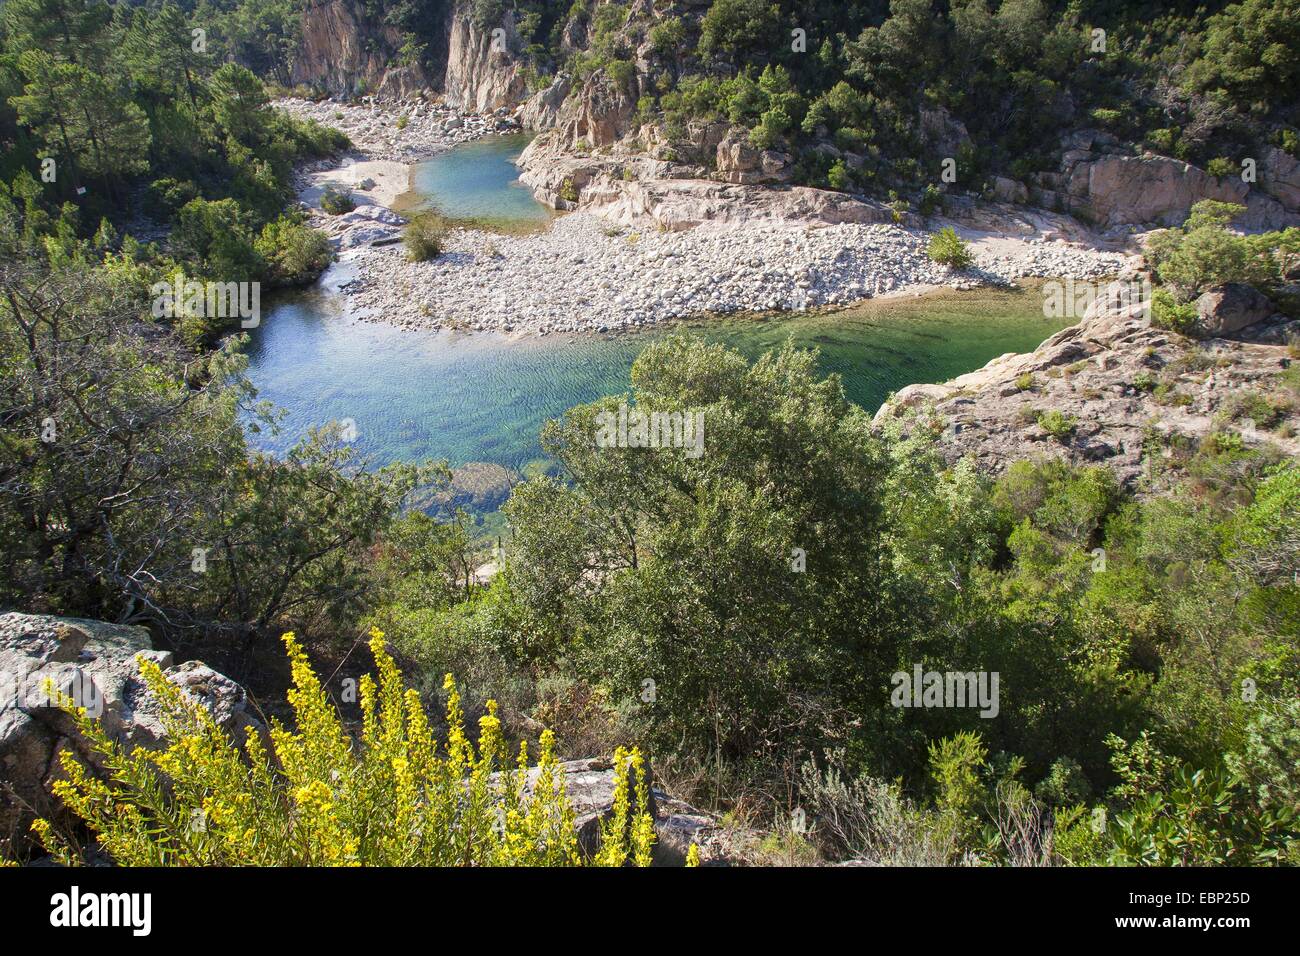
[276, 96, 1137, 336]
[339, 213, 1131, 334]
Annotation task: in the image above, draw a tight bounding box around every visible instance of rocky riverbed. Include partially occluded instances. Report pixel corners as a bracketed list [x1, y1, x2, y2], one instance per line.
[277, 96, 1136, 336]
[275, 95, 516, 163]
[337, 212, 1134, 334]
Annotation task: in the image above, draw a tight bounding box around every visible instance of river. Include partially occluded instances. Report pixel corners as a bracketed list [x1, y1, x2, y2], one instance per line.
[242, 136, 1069, 479]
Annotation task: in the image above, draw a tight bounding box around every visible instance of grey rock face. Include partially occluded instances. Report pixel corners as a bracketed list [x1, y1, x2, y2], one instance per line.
[877, 291, 1300, 488]
[0, 612, 261, 850]
[1195, 283, 1277, 337]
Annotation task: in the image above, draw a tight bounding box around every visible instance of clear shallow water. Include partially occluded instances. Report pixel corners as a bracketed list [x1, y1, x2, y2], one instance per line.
[245, 137, 1069, 477]
[242, 276, 1068, 475]
[399, 133, 553, 225]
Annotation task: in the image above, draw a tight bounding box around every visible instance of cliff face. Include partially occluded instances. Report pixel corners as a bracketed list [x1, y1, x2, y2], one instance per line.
[292, 0, 529, 109]
[443, 5, 528, 111]
[292, 0, 432, 96]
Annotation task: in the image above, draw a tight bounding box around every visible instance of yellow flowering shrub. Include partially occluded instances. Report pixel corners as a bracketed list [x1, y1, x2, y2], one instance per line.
[32, 629, 655, 867]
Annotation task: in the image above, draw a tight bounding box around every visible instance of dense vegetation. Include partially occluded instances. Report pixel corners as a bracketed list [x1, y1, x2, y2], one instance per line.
[1, 1, 1297, 867]
[440, 0, 1300, 201]
[0, 0, 344, 342]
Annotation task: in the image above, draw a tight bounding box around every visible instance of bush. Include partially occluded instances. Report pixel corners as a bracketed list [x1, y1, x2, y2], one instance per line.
[918, 184, 943, 218]
[320, 185, 356, 215]
[1151, 288, 1199, 334]
[1206, 157, 1236, 179]
[1145, 201, 1272, 302]
[1036, 409, 1078, 442]
[827, 159, 851, 192]
[256, 213, 333, 286]
[927, 227, 973, 268]
[403, 212, 449, 262]
[29, 630, 656, 866]
[144, 177, 200, 221]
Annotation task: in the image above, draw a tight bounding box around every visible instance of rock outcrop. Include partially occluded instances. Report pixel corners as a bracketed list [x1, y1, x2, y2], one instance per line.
[877, 285, 1300, 487]
[517, 74, 572, 130]
[293, 0, 431, 96]
[714, 130, 795, 186]
[1027, 131, 1300, 232]
[1196, 283, 1277, 338]
[443, 5, 528, 112]
[0, 612, 263, 849]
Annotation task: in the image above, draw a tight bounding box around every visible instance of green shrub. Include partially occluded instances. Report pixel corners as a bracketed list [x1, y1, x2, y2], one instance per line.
[320, 185, 355, 216]
[1151, 288, 1199, 334]
[403, 212, 449, 262]
[927, 227, 973, 268]
[605, 59, 635, 93]
[144, 177, 200, 221]
[918, 184, 943, 218]
[255, 214, 333, 286]
[1132, 370, 1157, 392]
[1145, 201, 1272, 302]
[827, 159, 851, 192]
[1036, 409, 1078, 442]
[1206, 156, 1236, 179]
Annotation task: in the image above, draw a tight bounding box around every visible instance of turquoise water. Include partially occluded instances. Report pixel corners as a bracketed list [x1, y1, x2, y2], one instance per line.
[399, 133, 552, 225]
[243, 136, 1069, 477]
[242, 276, 1067, 474]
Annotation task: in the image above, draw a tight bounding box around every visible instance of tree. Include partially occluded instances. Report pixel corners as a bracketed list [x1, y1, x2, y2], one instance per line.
[10, 50, 150, 192]
[700, 0, 782, 61]
[500, 336, 895, 760]
[208, 62, 270, 147]
[1, 0, 112, 68]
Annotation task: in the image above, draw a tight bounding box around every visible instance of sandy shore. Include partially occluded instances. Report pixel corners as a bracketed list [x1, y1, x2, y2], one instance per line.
[302, 159, 411, 210]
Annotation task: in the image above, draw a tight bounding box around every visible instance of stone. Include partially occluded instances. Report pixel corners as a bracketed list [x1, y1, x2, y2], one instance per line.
[1195, 283, 1277, 337]
[0, 612, 263, 851]
[992, 176, 1029, 205]
[715, 130, 794, 185]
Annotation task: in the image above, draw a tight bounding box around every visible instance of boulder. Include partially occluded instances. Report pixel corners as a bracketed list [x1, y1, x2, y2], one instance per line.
[527, 757, 753, 865]
[0, 612, 261, 850]
[715, 130, 795, 186]
[991, 176, 1029, 205]
[1195, 283, 1276, 337]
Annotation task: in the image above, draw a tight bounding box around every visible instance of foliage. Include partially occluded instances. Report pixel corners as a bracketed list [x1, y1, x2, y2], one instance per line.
[320, 185, 356, 216]
[31, 629, 655, 866]
[403, 211, 449, 261]
[1145, 201, 1279, 303]
[927, 227, 973, 268]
